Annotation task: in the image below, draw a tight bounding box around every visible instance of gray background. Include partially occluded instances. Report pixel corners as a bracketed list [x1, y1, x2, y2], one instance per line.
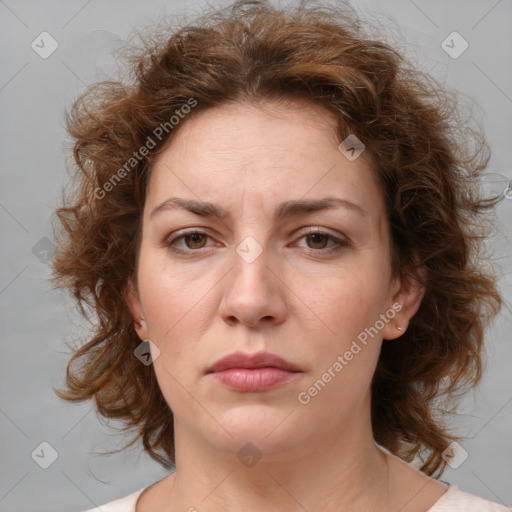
[0, 0, 511, 511]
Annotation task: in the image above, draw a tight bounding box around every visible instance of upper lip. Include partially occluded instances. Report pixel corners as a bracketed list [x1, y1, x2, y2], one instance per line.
[207, 351, 301, 373]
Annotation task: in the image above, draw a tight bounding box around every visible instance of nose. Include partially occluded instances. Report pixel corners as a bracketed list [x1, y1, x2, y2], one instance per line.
[218, 243, 287, 329]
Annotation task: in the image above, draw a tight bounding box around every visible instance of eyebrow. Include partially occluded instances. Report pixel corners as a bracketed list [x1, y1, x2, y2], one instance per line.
[150, 196, 367, 221]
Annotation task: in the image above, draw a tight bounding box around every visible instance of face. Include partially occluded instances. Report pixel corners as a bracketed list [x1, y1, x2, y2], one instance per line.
[127, 100, 423, 460]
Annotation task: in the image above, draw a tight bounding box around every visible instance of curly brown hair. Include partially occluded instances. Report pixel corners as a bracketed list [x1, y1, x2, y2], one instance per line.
[51, 0, 502, 476]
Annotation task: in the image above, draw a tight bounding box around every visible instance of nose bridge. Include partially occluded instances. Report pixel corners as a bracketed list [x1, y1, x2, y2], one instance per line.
[220, 232, 285, 326]
[231, 234, 272, 298]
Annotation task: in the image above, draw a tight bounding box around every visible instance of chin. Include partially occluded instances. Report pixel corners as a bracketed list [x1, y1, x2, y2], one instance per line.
[209, 405, 304, 457]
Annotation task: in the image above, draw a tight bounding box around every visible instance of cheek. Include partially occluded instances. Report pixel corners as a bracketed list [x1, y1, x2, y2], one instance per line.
[136, 254, 219, 388]
[297, 273, 389, 414]
[137, 247, 209, 337]
[300, 267, 392, 405]
[311, 264, 390, 341]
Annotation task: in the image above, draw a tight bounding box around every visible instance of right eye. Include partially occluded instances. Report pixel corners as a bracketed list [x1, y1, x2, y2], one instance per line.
[165, 229, 217, 256]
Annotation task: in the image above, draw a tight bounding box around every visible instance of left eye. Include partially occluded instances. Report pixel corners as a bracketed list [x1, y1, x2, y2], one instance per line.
[296, 229, 349, 254]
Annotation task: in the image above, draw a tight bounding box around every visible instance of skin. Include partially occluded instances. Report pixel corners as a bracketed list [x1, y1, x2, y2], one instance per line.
[126, 99, 449, 512]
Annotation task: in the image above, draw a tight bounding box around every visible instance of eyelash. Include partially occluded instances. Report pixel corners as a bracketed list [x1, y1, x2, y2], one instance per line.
[165, 228, 349, 257]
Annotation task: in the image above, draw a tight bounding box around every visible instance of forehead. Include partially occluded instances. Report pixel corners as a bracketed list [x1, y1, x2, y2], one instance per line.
[145, 100, 384, 223]
[157, 99, 342, 161]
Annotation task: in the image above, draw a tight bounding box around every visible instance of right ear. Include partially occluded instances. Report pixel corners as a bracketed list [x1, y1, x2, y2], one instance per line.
[125, 277, 148, 341]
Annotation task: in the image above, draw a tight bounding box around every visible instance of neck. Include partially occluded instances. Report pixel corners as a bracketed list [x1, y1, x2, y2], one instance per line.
[164, 399, 394, 512]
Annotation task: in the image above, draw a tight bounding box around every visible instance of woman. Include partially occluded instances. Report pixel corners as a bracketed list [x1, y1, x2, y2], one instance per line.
[52, 0, 509, 510]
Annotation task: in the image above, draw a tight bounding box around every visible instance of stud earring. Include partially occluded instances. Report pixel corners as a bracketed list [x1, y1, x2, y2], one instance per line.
[397, 326, 403, 331]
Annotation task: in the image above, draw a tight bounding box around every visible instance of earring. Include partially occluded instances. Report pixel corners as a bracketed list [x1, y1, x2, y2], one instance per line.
[397, 326, 403, 331]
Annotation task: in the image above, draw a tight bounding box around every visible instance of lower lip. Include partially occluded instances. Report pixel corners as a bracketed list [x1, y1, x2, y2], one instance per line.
[210, 368, 299, 392]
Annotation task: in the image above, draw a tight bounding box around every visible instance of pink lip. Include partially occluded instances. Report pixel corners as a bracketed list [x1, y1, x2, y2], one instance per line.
[212, 368, 299, 392]
[207, 351, 301, 392]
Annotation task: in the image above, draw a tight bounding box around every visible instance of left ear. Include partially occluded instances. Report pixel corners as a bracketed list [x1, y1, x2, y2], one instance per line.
[382, 266, 425, 341]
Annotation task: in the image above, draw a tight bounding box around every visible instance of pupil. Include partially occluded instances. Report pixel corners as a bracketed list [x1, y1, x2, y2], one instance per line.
[189, 234, 203, 247]
[310, 234, 325, 247]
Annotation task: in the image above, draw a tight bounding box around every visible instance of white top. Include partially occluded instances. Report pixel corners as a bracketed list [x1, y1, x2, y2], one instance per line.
[82, 484, 511, 511]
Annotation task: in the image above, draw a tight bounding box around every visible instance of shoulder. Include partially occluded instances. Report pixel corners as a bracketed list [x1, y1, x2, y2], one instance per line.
[428, 485, 511, 511]
[80, 487, 146, 512]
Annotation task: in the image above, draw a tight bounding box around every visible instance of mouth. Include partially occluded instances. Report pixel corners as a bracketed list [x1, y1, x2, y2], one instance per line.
[209, 367, 300, 392]
[207, 351, 301, 392]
